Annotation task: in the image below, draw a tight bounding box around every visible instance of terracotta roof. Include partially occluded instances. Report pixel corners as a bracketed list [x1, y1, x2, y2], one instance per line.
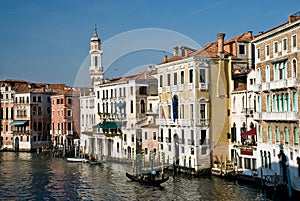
[225, 32, 254, 44]
[158, 55, 184, 65]
[100, 70, 157, 86]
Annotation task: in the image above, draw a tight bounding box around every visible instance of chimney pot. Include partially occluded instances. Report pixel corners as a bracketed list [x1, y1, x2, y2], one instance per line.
[173, 46, 179, 56]
[217, 33, 226, 56]
[164, 55, 168, 63]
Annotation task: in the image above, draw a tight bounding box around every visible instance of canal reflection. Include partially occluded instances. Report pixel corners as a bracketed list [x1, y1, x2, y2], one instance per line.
[0, 152, 290, 200]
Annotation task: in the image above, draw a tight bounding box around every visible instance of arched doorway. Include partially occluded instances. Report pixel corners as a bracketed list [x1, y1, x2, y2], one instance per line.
[15, 137, 19, 151]
[173, 133, 179, 165]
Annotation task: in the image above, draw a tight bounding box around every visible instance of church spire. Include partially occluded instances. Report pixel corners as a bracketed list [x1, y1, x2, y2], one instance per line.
[89, 26, 103, 86]
[91, 25, 101, 43]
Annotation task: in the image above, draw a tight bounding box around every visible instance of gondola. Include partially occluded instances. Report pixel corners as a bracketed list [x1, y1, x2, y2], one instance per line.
[126, 172, 169, 186]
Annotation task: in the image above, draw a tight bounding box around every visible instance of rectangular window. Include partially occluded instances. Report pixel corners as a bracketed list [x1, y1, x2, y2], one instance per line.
[67, 122, 72, 130]
[144, 132, 147, 140]
[180, 104, 184, 119]
[257, 48, 260, 59]
[239, 44, 245, 54]
[180, 71, 184, 84]
[200, 104, 206, 119]
[159, 75, 163, 87]
[130, 86, 133, 95]
[200, 69, 206, 83]
[266, 45, 270, 56]
[173, 72, 177, 85]
[189, 69, 193, 83]
[190, 104, 194, 119]
[160, 129, 164, 142]
[274, 42, 278, 53]
[167, 74, 171, 86]
[131, 134, 134, 142]
[168, 129, 171, 143]
[292, 35, 297, 48]
[283, 38, 287, 51]
[153, 132, 156, 140]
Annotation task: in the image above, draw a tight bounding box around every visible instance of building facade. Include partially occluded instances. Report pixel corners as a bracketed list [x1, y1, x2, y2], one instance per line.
[252, 12, 300, 191]
[51, 88, 80, 154]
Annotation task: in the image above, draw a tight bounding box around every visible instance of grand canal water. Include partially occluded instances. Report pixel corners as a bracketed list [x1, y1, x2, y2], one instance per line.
[0, 152, 290, 200]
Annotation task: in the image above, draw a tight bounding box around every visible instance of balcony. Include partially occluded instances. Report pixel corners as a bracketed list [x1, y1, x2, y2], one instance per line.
[158, 87, 162, 93]
[199, 83, 208, 91]
[262, 82, 270, 91]
[196, 119, 209, 127]
[253, 84, 261, 92]
[287, 77, 298, 88]
[166, 86, 170, 93]
[261, 112, 298, 121]
[179, 84, 184, 91]
[187, 83, 194, 90]
[270, 79, 287, 90]
[253, 112, 262, 120]
[172, 86, 177, 92]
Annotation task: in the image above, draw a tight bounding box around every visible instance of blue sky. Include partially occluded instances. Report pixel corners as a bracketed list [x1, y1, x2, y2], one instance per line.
[0, 0, 299, 86]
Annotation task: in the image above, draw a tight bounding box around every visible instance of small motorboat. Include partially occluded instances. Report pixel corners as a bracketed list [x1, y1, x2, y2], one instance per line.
[126, 172, 169, 186]
[66, 157, 88, 162]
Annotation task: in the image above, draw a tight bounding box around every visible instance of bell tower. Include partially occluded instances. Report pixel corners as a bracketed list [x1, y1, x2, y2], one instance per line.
[89, 26, 104, 86]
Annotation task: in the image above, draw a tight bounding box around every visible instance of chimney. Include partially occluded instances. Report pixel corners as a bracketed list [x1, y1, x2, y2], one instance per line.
[180, 46, 186, 57]
[164, 55, 168, 63]
[173, 46, 179, 56]
[217, 33, 226, 57]
[289, 15, 300, 23]
[258, 31, 264, 35]
[148, 65, 152, 72]
[247, 31, 253, 37]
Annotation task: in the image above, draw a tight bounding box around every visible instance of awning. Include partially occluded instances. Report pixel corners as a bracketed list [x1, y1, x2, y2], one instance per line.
[116, 102, 125, 108]
[94, 122, 123, 129]
[10, 120, 28, 126]
[241, 127, 257, 136]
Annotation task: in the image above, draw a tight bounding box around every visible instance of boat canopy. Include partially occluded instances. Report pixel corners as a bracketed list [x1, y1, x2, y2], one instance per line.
[93, 121, 122, 129]
[10, 120, 28, 126]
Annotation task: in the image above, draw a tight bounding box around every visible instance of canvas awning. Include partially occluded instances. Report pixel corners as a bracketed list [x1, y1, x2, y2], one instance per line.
[116, 102, 125, 108]
[241, 127, 257, 136]
[10, 120, 28, 126]
[94, 122, 122, 129]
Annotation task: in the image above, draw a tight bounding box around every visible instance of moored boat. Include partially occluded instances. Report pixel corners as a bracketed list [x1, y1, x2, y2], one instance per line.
[66, 157, 88, 162]
[126, 172, 169, 186]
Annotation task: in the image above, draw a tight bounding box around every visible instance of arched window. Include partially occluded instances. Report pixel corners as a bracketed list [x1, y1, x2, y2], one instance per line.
[276, 126, 280, 143]
[130, 100, 133, 113]
[268, 125, 272, 141]
[294, 127, 299, 145]
[266, 65, 270, 82]
[293, 92, 298, 112]
[257, 68, 261, 84]
[140, 100, 145, 113]
[285, 127, 289, 144]
[293, 59, 297, 78]
[267, 95, 270, 112]
[272, 94, 277, 112]
[38, 107, 42, 116]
